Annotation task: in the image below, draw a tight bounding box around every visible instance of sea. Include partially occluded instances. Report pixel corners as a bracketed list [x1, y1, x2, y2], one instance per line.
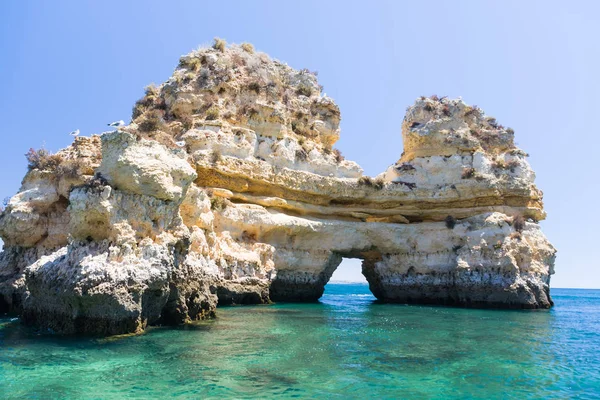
[1, 285, 599, 399]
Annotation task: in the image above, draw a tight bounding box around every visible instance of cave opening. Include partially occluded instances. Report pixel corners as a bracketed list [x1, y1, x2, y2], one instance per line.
[322, 258, 376, 300]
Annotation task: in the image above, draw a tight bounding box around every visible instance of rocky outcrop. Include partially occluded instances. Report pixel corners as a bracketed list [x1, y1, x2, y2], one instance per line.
[0, 41, 556, 335]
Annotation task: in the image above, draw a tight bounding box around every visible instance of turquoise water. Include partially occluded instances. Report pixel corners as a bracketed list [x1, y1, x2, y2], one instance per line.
[1, 286, 599, 399]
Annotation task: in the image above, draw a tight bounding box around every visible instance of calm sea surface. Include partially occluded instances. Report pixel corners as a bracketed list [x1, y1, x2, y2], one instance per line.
[1, 285, 599, 399]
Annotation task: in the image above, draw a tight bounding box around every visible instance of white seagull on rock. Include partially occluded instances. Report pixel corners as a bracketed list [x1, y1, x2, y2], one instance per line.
[108, 120, 125, 127]
[69, 129, 80, 136]
[175, 141, 186, 147]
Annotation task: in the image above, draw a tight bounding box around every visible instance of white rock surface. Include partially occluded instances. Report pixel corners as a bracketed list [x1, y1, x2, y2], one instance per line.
[98, 131, 197, 202]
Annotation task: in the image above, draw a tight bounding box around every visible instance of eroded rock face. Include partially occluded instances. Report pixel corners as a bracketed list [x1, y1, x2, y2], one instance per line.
[0, 42, 556, 335]
[98, 131, 197, 202]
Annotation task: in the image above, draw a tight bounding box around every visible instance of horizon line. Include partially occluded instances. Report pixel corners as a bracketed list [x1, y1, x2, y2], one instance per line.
[327, 281, 599, 290]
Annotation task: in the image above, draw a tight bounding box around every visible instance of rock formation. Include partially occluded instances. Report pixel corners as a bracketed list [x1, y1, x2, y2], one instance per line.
[0, 40, 556, 335]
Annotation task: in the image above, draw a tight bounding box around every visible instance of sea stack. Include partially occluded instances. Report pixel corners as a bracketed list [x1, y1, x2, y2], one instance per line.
[0, 41, 556, 335]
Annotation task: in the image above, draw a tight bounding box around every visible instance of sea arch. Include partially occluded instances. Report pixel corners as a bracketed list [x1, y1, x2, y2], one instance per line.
[269, 248, 385, 302]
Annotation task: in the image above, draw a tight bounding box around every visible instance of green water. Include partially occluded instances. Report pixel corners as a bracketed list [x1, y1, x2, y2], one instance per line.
[1, 285, 599, 399]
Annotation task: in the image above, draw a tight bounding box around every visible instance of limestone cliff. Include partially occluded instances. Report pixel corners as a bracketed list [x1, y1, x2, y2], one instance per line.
[0, 41, 556, 335]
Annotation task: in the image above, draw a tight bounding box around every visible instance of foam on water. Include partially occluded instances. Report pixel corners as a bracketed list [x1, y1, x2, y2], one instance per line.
[1, 286, 599, 399]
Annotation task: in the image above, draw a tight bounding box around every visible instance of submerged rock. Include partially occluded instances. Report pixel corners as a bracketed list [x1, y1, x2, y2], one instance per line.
[0, 41, 556, 335]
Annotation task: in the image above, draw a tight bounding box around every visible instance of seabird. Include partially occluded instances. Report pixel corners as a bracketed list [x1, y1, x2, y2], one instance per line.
[175, 141, 186, 147]
[108, 120, 125, 127]
[69, 129, 80, 136]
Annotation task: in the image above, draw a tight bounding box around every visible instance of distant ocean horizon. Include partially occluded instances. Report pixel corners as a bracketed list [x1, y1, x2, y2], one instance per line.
[329, 280, 599, 290]
[1, 285, 599, 398]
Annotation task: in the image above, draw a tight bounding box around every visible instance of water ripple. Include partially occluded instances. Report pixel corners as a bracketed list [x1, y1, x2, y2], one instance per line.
[0, 286, 598, 399]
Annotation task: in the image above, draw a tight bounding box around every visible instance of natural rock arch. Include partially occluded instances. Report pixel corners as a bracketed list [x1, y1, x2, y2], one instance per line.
[0, 42, 555, 335]
[269, 249, 383, 302]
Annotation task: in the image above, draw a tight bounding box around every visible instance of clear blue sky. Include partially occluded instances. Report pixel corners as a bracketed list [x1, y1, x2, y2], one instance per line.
[1, 1, 598, 288]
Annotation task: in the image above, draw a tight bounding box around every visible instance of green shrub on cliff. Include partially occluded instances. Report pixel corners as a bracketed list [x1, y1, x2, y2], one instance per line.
[512, 215, 525, 232]
[25, 148, 63, 172]
[138, 109, 164, 132]
[211, 150, 222, 164]
[241, 42, 254, 54]
[461, 167, 475, 179]
[205, 106, 220, 121]
[373, 178, 385, 190]
[210, 197, 227, 211]
[333, 149, 344, 164]
[358, 176, 374, 187]
[296, 85, 313, 97]
[213, 37, 226, 52]
[295, 149, 308, 162]
[358, 176, 385, 189]
[445, 215, 456, 229]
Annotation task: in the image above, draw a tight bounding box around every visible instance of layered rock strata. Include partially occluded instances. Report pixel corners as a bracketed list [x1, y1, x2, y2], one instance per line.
[0, 41, 556, 335]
